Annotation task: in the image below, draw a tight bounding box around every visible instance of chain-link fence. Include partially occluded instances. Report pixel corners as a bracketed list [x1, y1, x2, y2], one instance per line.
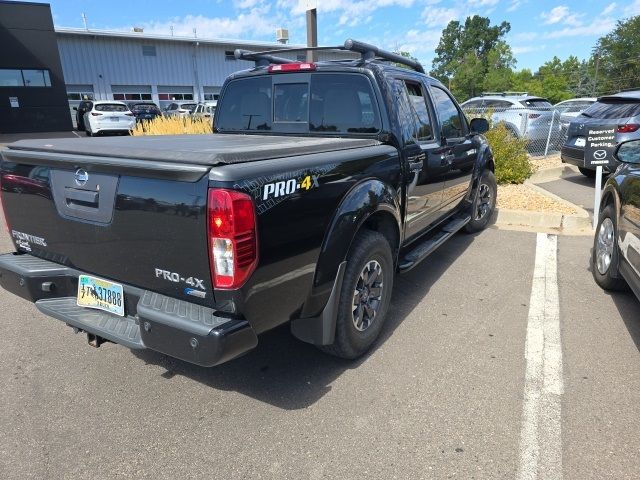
[462, 106, 574, 157]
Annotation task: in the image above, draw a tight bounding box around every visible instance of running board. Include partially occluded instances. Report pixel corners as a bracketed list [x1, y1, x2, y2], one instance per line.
[398, 215, 471, 272]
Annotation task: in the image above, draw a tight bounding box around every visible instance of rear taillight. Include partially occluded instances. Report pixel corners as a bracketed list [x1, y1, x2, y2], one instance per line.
[617, 124, 640, 133]
[268, 63, 316, 73]
[207, 188, 257, 289]
[91, 112, 103, 116]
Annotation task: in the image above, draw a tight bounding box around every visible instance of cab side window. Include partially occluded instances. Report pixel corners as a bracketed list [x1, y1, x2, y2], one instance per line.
[392, 79, 434, 143]
[430, 86, 467, 139]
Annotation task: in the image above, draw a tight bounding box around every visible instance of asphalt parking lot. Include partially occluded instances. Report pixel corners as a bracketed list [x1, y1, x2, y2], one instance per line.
[0, 206, 639, 479]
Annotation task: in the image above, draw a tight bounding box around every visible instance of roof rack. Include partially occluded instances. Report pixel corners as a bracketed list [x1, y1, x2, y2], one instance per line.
[481, 91, 529, 97]
[233, 39, 425, 74]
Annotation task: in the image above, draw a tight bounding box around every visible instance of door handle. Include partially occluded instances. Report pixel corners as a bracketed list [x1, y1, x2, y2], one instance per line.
[408, 153, 425, 172]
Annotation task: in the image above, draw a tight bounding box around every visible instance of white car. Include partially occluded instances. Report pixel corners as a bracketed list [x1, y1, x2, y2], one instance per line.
[555, 97, 597, 127]
[192, 101, 217, 120]
[83, 101, 136, 136]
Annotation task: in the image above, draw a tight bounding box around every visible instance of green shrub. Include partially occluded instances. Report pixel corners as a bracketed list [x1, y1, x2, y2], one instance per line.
[484, 123, 533, 184]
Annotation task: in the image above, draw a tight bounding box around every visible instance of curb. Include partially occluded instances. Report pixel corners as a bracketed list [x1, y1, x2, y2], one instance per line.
[529, 164, 579, 183]
[492, 208, 592, 235]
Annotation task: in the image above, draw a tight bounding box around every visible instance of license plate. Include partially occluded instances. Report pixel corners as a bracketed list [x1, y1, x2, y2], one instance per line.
[110, 116, 119, 122]
[575, 137, 586, 147]
[77, 275, 124, 317]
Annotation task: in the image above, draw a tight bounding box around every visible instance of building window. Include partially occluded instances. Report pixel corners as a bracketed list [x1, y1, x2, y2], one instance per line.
[142, 45, 156, 56]
[225, 50, 236, 61]
[158, 93, 193, 101]
[296, 54, 306, 62]
[203, 93, 220, 101]
[0, 69, 51, 87]
[67, 91, 93, 101]
[113, 93, 152, 101]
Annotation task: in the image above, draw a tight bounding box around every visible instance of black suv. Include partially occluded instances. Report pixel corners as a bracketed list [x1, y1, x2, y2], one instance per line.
[593, 139, 640, 300]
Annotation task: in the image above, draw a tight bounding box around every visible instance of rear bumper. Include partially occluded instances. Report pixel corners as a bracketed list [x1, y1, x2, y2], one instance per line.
[561, 145, 618, 172]
[0, 253, 257, 367]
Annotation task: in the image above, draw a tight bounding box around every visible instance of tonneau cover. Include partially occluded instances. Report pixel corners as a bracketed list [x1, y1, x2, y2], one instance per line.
[4, 134, 381, 166]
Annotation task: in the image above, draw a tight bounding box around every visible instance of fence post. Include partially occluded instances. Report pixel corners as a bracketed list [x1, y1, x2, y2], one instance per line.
[544, 109, 556, 158]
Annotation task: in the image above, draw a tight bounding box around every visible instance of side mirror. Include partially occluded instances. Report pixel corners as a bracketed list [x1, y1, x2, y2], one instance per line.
[469, 118, 489, 134]
[73, 107, 78, 111]
[616, 140, 640, 164]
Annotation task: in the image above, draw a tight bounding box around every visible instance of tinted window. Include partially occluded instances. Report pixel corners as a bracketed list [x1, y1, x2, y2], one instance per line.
[402, 81, 433, 141]
[181, 103, 197, 111]
[131, 104, 160, 113]
[274, 83, 308, 122]
[520, 98, 552, 108]
[216, 76, 272, 131]
[463, 100, 483, 109]
[0, 69, 23, 87]
[582, 100, 640, 119]
[485, 99, 513, 109]
[95, 103, 128, 112]
[309, 74, 380, 133]
[431, 87, 466, 139]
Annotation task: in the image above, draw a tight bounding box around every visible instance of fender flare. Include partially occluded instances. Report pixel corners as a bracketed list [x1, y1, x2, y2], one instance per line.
[291, 178, 401, 345]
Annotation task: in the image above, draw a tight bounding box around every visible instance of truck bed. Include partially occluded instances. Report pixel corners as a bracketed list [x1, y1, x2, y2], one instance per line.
[5, 134, 381, 166]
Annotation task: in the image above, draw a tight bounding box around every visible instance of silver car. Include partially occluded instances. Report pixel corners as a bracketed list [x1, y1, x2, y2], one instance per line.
[555, 97, 597, 130]
[561, 91, 640, 176]
[461, 93, 555, 143]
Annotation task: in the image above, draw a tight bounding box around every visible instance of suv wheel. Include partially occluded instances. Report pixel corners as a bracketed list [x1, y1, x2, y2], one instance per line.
[465, 170, 497, 233]
[319, 230, 394, 359]
[592, 204, 627, 291]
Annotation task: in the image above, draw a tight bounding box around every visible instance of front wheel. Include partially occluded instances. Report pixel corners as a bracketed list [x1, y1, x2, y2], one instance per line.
[319, 230, 394, 360]
[465, 169, 497, 233]
[591, 204, 627, 291]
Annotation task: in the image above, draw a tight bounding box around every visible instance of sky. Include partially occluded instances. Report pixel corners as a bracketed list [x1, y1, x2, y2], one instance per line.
[40, 0, 640, 71]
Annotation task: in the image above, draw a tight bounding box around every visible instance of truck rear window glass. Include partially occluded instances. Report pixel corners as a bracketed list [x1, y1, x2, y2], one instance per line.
[95, 104, 128, 112]
[309, 74, 380, 133]
[216, 74, 380, 134]
[581, 100, 640, 119]
[217, 77, 273, 131]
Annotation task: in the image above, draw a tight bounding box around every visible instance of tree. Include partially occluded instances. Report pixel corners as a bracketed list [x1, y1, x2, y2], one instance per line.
[393, 51, 420, 70]
[431, 16, 512, 100]
[593, 16, 640, 95]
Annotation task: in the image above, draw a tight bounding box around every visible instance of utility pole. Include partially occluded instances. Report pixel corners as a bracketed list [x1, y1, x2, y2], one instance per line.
[306, 1, 317, 63]
[593, 52, 600, 96]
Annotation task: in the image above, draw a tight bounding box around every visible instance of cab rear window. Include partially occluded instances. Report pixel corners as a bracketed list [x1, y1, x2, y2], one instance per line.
[216, 73, 381, 134]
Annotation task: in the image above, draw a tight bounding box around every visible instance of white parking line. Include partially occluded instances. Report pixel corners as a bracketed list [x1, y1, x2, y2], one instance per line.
[517, 233, 563, 480]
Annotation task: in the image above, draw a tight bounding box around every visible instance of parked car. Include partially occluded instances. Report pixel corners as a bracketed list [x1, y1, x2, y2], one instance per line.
[127, 102, 162, 122]
[191, 101, 217, 120]
[561, 91, 640, 177]
[555, 97, 597, 126]
[83, 100, 136, 136]
[73, 100, 93, 131]
[163, 102, 197, 117]
[592, 139, 640, 301]
[460, 93, 554, 142]
[0, 39, 495, 368]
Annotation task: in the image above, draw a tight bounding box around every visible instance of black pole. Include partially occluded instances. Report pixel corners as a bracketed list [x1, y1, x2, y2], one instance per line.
[306, 8, 317, 63]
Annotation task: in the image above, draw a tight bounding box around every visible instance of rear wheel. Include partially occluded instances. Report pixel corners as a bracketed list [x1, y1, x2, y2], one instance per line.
[578, 166, 596, 178]
[592, 204, 627, 291]
[465, 169, 497, 233]
[319, 230, 394, 359]
[85, 128, 92, 137]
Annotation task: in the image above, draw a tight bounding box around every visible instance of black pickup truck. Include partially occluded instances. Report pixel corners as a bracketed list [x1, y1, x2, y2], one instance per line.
[0, 40, 495, 367]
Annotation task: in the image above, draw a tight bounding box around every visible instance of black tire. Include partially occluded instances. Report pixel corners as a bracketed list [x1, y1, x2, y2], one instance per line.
[319, 230, 394, 359]
[85, 129, 92, 137]
[591, 204, 627, 291]
[465, 169, 497, 233]
[578, 166, 596, 178]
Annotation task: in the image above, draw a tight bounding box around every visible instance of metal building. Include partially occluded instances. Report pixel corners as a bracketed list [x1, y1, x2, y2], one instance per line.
[56, 28, 355, 122]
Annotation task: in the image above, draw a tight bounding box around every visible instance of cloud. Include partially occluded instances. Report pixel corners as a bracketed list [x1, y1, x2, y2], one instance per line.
[602, 3, 617, 16]
[547, 18, 616, 38]
[512, 45, 546, 55]
[540, 6, 570, 25]
[422, 7, 458, 27]
[625, 0, 640, 15]
[507, 0, 527, 12]
[140, 6, 278, 39]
